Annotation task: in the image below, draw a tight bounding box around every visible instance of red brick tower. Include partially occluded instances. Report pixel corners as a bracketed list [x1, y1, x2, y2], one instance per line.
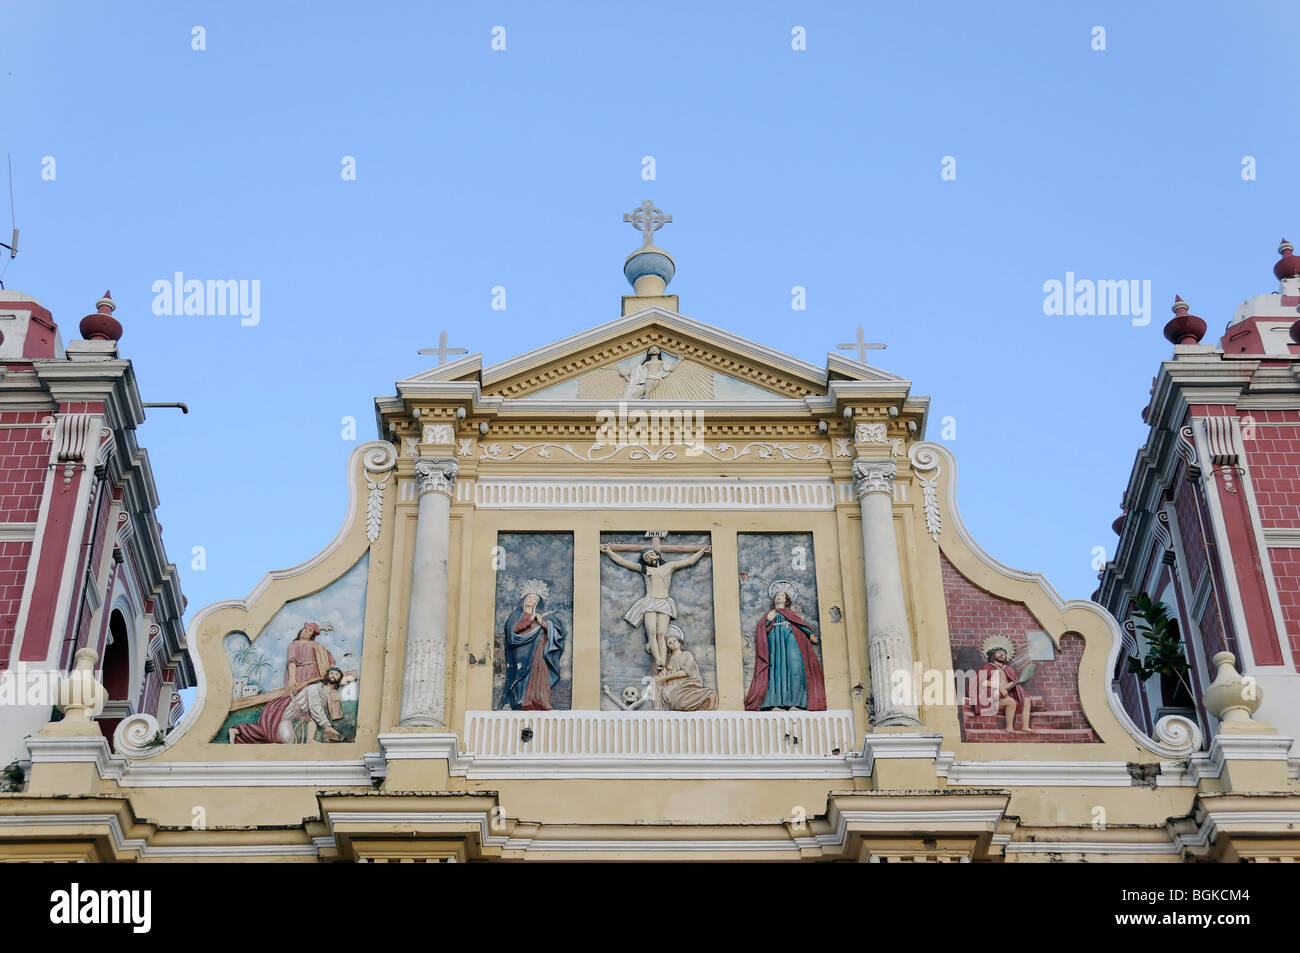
[0, 290, 192, 768]
[1099, 241, 1300, 743]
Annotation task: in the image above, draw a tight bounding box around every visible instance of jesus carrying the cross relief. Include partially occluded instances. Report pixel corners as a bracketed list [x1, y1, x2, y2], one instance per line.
[601, 540, 711, 672]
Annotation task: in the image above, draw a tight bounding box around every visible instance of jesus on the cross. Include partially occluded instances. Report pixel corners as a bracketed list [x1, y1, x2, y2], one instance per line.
[601, 540, 711, 671]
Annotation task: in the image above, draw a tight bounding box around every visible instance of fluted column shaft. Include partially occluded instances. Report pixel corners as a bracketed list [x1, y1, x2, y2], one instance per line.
[854, 458, 923, 728]
[399, 457, 458, 727]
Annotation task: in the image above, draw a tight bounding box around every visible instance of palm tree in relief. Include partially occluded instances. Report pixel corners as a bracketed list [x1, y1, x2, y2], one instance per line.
[248, 653, 274, 692]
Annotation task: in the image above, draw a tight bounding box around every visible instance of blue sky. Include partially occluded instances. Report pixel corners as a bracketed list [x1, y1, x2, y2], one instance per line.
[4, 1, 1294, 620]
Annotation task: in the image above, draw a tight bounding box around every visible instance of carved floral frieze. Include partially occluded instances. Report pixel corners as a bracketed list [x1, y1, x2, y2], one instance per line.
[479, 440, 830, 464]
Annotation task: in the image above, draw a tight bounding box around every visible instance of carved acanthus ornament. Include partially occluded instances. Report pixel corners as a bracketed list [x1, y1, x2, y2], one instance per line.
[908, 445, 943, 542]
[414, 457, 459, 497]
[852, 458, 897, 497]
[855, 422, 888, 445]
[362, 444, 399, 543]
[480, 440, 828, 463]
[422, 423, 455, 446]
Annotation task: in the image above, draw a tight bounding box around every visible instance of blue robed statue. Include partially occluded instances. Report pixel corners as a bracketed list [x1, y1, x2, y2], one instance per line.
[498, 578, 567, 710]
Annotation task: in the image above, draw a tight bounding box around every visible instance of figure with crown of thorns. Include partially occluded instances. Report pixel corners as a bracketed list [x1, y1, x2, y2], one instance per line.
[976, 634, 1037, 733]
[601, 538, 711, 673]
[498, 578, 567, 710]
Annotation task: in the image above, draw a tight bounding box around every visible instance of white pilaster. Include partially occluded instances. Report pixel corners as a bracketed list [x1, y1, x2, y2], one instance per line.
[853, 458, 922, 728]
[398, 457, 458, 727]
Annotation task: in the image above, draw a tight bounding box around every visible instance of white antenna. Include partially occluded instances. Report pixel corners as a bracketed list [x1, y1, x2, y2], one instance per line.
[0, 154, 16, 287]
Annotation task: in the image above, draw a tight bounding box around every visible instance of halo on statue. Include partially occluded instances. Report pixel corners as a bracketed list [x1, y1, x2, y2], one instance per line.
[980, 633, 1015, 659]
[768, 580, 799, 603]
[517, 578, 550, 601]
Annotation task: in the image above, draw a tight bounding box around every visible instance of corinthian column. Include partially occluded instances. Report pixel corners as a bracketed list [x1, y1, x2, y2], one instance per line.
[399, 457, 458, 727]
[853, 458, 923, 728]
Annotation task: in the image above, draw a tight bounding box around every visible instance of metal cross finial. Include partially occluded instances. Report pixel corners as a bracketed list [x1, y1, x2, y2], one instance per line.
[836, 325, 886, 364]
[418, 330, 468, 366]
[624, 200, 671, 247]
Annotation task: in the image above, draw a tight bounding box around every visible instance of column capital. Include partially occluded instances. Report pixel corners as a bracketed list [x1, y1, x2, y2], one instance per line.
[852, 458, 897, 497]
[413, 457, 458, 498]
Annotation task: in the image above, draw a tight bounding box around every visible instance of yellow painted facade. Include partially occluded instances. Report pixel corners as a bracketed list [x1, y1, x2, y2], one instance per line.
[3, 272, 1298, 863]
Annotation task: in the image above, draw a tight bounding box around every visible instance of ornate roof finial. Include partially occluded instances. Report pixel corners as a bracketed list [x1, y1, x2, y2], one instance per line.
[79, 289, 123, 342]
[622, 200, 675, 297]
[1162, 295, 1206, 345]
[1274, 238, 1300, 281]
[624, 199, 671, 248]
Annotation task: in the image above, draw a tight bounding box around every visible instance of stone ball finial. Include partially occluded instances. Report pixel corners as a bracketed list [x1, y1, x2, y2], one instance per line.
[79, 289, 123, 342]
[624, 247, 675, 296]
[1162, 295, 1207, 345]
[1274, 238, 1300, 281]
[1203, 651, 1262, 723]
[1289, 318, 1300, 346]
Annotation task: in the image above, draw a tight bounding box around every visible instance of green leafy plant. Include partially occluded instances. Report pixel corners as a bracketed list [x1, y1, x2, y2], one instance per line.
[1126, 594, 1194, 702]
[2, 761, 25, 793]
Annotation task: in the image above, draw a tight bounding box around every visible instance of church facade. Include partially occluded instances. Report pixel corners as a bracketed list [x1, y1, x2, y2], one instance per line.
[1, 208, 1297, 862]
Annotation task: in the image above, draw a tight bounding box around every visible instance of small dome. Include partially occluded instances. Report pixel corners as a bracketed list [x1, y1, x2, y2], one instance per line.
[624, 247, 675, 290]
[79, 290, 123, 342]
[1274, 239, 1300, 281]
[1162, 295, 1206, 345]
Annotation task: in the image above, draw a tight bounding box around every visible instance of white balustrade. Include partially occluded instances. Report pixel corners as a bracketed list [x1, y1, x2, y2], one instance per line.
[462, 709, 856, 759]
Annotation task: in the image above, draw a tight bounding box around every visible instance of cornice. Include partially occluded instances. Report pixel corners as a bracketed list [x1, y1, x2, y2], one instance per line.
[32, 358, 145, 430]
[824, 351, 908, 383]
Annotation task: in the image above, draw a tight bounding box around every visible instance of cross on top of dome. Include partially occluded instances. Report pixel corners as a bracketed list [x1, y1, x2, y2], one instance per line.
[623, 200, 672, 248]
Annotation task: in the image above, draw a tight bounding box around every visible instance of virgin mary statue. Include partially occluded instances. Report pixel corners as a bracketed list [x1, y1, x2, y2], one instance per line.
[498, 579, 567, 710]
[744, 580, 826, 711]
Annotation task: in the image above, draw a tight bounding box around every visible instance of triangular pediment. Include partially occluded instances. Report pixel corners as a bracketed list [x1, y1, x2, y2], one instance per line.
[395, 306, 908, 401]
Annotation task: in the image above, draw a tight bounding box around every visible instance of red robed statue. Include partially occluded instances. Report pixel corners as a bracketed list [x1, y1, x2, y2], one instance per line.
[744, 580, 826, 711]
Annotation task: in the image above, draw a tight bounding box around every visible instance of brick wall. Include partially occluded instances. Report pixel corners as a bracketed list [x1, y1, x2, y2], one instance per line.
[0, 412, 50, 522]
[941, 553, 1098, 743]
[1173, 478, 1207, 589]
[1243, 414, 1300, 528]
[1240, 412, 1300, 669]
[0, 411, 51, 668]
[1268, 547, 1300, 667]
[0, 540, 33, 668]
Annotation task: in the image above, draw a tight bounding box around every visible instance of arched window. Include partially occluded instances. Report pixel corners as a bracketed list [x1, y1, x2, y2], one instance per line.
[1159, 619, 1195, 710]
[103, 610, 132, 702]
